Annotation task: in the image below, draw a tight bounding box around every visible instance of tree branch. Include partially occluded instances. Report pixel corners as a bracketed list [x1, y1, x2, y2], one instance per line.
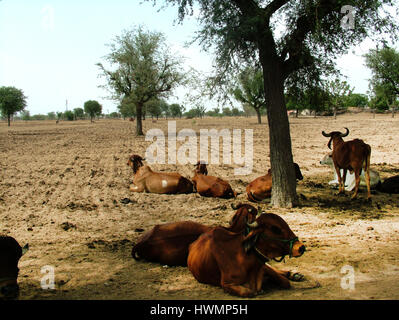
[264, 0, 290, 19]
[281, 0, 338, 78]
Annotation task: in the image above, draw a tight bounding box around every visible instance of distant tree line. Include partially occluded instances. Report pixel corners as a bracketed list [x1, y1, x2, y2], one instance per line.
[2, 45, 399, 126]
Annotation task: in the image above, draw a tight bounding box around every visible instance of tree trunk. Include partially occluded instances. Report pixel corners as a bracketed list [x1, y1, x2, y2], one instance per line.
[7, 114, 11, 127]
[136, 103, 144, 136]
[334, 107, 337, 120]
[255, 108, 262, 124]
[260, 53, 298, 208]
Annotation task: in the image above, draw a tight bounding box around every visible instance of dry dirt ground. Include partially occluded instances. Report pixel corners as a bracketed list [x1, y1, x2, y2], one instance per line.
[1, 113, 399, 300]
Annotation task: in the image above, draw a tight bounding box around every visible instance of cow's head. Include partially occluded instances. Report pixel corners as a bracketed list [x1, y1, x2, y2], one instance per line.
[127, 154, 145, 174]
[0, 236, 29, 300]
[229, 203, 259, 231]
[194, 161, 208, 175]
[322, 127, 350, 150]
[243, 213, 305, 261]
[293, 163, 304, 181]
[320, 152, 333, 166]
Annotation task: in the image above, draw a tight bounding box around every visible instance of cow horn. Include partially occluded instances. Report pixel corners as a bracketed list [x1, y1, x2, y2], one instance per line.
[247, 221, 259, 228]
[322, 131, 331, 137]
[340, 127, 349, 137]
[22, 243, 29, 256]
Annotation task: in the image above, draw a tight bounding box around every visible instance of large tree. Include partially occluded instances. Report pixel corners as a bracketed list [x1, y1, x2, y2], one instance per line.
[97, 26, 185, 135]
[364, 45, 399, 116]
[84, 100, 102, 122]
[326, 78, 353, 119]
[232, 67, 266, 124]
[153, 0, 398, 207]
[0, 86, 27, 126]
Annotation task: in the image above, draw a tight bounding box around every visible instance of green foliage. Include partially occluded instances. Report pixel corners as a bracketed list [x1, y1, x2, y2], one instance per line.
[31, 114, 46, 120]
[325, 78, 353, 115]
[20, 110, 31, 121]
[0, 86, 27, 126]
[344, 93, 369, 108]
[159, 100, 170, 118]
[146, 99, 163, 119]
[118, 96, 136, 118]
[286, 84, 330, 116]
[73, 107, 85, 120]
[108, 112, 120, 118]
[231, 67, 266, 123]
[97, 26, 186, 135]
[184, 108, 198, 119]
[150, 0, 399, 207]
[64, 110, 75, 121]
[47, 112, 56, 120]
[184, 106, 205, 118]
[169, 103, 184, 118]
[84, 100, 102, 121]
[155, 0, 398, 101]
[369, 94, 389, 112]
[221, 107, 232, 116]
[365, 45, 399, 109]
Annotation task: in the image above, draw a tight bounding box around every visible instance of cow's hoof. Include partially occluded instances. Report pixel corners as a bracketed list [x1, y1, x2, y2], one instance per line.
[288, 272, 305, 282]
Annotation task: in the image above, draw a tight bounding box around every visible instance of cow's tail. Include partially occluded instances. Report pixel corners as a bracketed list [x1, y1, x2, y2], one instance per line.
[131, 243, 141, 261]
[364, 144, 372, 197]
[364, 144, 371, 174]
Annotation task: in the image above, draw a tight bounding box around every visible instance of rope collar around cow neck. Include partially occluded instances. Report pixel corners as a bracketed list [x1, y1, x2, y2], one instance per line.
[249, 231, 298, 263]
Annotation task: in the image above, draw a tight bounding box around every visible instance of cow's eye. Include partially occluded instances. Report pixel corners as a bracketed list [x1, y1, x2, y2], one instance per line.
[271, 226, 282, 235]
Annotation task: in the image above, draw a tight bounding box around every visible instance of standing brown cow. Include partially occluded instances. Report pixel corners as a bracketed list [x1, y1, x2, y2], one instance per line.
[322, 128, 371, 200]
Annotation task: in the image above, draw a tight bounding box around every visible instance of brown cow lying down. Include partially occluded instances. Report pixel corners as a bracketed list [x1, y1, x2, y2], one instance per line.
[376, 175, 399, 194]
[246, 163, 303, 202]
[192, 162, 237, 199]
[131, 203, 259, 266]
[127, 154, 193, 194]
[0, 236, 29, 300]
[187, 212, 306, 297]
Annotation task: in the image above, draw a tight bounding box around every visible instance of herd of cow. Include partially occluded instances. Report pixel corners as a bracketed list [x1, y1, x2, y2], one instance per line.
[1, 128, 399, 299]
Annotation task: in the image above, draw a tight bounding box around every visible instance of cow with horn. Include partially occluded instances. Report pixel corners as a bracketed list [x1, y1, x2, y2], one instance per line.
[187, 212, 306, 297]
[321, 127, 371, 200]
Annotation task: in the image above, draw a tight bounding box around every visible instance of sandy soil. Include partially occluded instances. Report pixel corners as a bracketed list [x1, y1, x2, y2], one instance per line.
[1, 113, 399, 300]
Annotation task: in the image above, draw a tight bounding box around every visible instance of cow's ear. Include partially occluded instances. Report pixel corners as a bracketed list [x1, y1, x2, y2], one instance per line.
[242, 230, 261, 253]
[327, 137, 333, 150]
[22, 243, 29, 256]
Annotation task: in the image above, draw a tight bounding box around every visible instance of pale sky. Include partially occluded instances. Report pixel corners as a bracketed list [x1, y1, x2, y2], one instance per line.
[0, 0, 396, 115]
